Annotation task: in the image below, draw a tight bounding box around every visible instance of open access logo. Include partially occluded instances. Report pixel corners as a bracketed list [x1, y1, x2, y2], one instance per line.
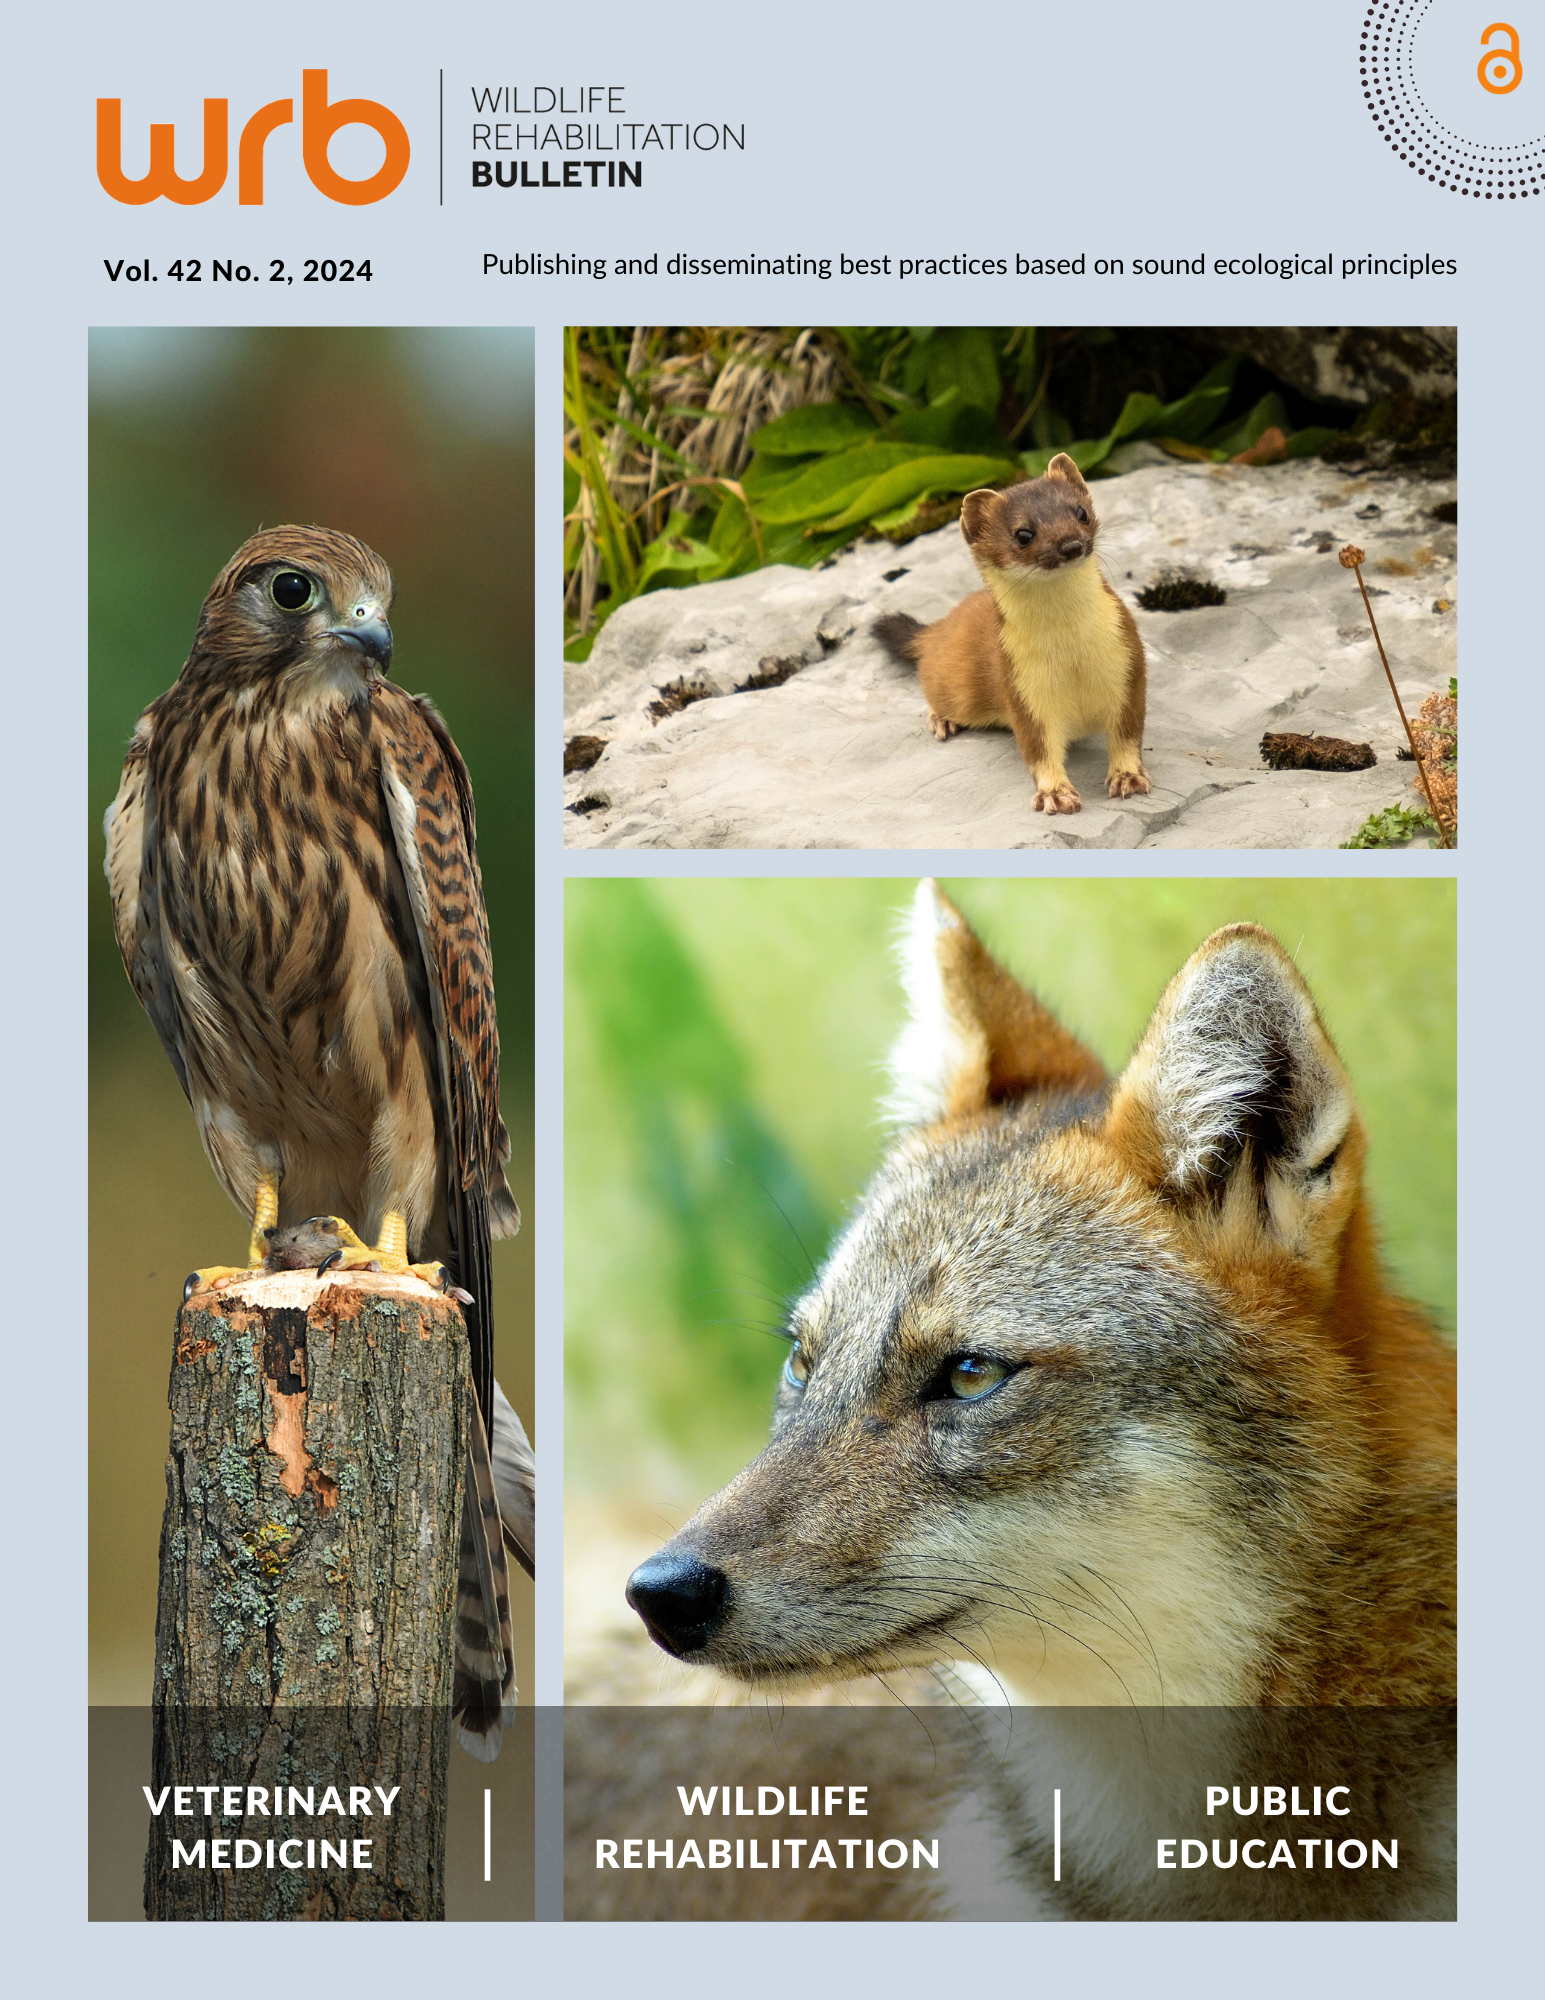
[1362, 3, 1544, 195]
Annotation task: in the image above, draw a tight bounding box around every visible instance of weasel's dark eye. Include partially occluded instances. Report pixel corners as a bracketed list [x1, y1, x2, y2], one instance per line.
[270, 570, 317, 612]
[937, 1354, 1011, 1402]
[1074, 506, 1089, 523]
[1014, 526, 1035, 548]
[784, 1345, 810, 1389]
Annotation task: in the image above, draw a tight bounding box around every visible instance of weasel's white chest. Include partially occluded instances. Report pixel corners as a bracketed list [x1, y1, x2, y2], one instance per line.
[991, 566, 1132, 731]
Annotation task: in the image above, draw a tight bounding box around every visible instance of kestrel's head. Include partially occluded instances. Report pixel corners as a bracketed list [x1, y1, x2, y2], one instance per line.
[194, 526, 396, 693]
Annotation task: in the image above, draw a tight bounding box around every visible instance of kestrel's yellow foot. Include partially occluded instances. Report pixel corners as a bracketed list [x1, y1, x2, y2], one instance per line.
[182, 1263, 263, 1303]
[183, 1168, 283, 1298]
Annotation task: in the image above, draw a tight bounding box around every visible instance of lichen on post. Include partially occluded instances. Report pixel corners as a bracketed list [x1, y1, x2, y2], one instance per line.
[145, 1267, 469, 1921]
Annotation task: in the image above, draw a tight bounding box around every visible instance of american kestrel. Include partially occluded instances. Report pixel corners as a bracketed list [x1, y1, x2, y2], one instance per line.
[105, 525, 530, 1756]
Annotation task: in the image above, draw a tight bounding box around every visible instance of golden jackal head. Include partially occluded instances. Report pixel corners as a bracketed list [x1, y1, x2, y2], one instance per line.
[627, 883, 1455, 1709]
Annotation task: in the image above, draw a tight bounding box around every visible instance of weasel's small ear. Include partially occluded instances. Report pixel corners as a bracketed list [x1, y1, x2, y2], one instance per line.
[885, 880, 1106, 1127]
[1103, 926, 1363, 1265]
[959, 489, 1000, 546]
[1044, 453, 1090, 494]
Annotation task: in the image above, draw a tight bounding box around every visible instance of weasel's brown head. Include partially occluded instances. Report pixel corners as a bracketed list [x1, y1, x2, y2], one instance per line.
[960, 453, 1099, 579]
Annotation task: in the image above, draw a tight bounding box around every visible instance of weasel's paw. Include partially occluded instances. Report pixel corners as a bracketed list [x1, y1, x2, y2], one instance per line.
[1034, 783, 1082, 815]
[1106, 767, 1151, 800]
[928, 712, 959, 741]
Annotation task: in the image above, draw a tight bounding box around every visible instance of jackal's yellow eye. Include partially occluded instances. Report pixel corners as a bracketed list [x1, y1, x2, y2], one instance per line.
[784, 1345, 810, 1389]
[946, 1355, 1009, 1401]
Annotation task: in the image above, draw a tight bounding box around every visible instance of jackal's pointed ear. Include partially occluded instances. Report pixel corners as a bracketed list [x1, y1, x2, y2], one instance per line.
[884, 880, 1107, 1126]
[1104, 925, 1363, 1260]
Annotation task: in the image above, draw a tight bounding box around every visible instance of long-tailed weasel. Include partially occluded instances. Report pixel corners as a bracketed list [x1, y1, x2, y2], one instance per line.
[873, 453, 1149, 815]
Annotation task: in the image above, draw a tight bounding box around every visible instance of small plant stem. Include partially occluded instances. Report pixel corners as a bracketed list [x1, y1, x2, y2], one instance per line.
[1342, 548, 1453, 847]
[1007, 348, 1056, 444]
[815, 328, 896, 434]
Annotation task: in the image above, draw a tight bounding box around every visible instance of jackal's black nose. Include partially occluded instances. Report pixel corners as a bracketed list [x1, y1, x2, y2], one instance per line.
[626, 1552, 729, 1656]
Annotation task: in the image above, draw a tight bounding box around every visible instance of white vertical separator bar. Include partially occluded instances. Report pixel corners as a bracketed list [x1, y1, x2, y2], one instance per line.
[1053, 1788, 1061, 1882]
[484, 1788, 492, 1883]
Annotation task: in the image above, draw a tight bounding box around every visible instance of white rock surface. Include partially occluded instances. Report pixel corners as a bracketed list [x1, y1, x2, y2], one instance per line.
[562, 458, 1456, 850]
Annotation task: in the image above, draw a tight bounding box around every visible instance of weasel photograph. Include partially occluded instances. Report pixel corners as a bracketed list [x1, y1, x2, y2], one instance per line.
[562, 326, 1457, 850]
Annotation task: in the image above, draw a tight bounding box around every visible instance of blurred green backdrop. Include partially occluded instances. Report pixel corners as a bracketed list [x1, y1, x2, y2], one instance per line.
[90, 327, 534, 1703]
[565, 877, 1456, 1516]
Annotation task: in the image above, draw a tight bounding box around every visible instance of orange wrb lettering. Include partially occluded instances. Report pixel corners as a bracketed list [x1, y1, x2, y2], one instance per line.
[301, 70, 410, 203]
[238, 99, 295, 205]
[1479, 23, 1522, 94]
[97, 74, 408, 205]
[96, 97, 229, 204]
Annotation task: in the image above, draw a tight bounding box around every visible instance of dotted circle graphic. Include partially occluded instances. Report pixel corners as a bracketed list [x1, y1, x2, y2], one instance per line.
[1362, 1, 1545, 196]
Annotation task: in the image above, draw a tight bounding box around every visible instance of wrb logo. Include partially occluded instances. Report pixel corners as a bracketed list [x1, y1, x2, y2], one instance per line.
[97, 71, 409, 205]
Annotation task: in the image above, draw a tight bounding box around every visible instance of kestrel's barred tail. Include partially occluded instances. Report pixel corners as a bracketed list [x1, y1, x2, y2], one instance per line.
[454, 1394, 516, 1761]
[445, 1146, 518, 1753]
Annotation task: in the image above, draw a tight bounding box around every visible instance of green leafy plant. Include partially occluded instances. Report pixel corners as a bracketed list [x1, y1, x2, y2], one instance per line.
[1340, 805, 1445, 849]
[563, 328, 1349, 662]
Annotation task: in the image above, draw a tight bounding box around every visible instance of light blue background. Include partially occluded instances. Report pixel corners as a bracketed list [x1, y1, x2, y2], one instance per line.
[7, 0, 1525, 1982]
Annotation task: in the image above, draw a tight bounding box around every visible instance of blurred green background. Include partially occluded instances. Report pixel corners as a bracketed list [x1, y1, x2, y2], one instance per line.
[90, 327, 534, 1703]
[565, 877, 1456, 1524]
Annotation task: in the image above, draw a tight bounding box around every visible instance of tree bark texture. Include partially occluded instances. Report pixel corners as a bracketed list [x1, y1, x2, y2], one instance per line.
[146, 1267, 468, 1920]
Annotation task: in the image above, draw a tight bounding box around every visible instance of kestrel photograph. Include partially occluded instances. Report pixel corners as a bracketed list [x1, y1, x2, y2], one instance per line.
[88, 327, 535, 1920]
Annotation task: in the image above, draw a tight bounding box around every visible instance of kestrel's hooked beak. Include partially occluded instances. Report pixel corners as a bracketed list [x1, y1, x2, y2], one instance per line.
[327, 607, 393, 673]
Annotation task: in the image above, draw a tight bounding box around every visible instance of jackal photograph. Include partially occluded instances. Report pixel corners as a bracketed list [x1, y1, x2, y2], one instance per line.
[563, 877, 1455, 1918]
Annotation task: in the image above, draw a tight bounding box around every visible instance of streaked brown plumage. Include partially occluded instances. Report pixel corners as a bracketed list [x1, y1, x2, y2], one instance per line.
[105, 525, 528, 1756]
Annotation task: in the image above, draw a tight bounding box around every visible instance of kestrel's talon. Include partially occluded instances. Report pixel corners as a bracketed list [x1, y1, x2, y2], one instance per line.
[182, 1262, 263, 1302]
[317, 1250, 343, 1277]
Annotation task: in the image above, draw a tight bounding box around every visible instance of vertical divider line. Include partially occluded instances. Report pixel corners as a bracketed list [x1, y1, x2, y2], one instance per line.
[484, 1786, 492, 1882]
[1053, 1788, 1061, 1882]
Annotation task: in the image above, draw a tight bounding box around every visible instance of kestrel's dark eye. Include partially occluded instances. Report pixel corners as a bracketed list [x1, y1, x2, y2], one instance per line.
[270, 570, 316, 612]
[1014, 526, 1035, 547]
[784, 1344, 810, 1389]
[1074, 506, 1089, 523]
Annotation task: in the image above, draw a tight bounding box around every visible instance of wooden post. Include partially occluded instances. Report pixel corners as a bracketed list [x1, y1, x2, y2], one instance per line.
[145, 1267, 468, 1921]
